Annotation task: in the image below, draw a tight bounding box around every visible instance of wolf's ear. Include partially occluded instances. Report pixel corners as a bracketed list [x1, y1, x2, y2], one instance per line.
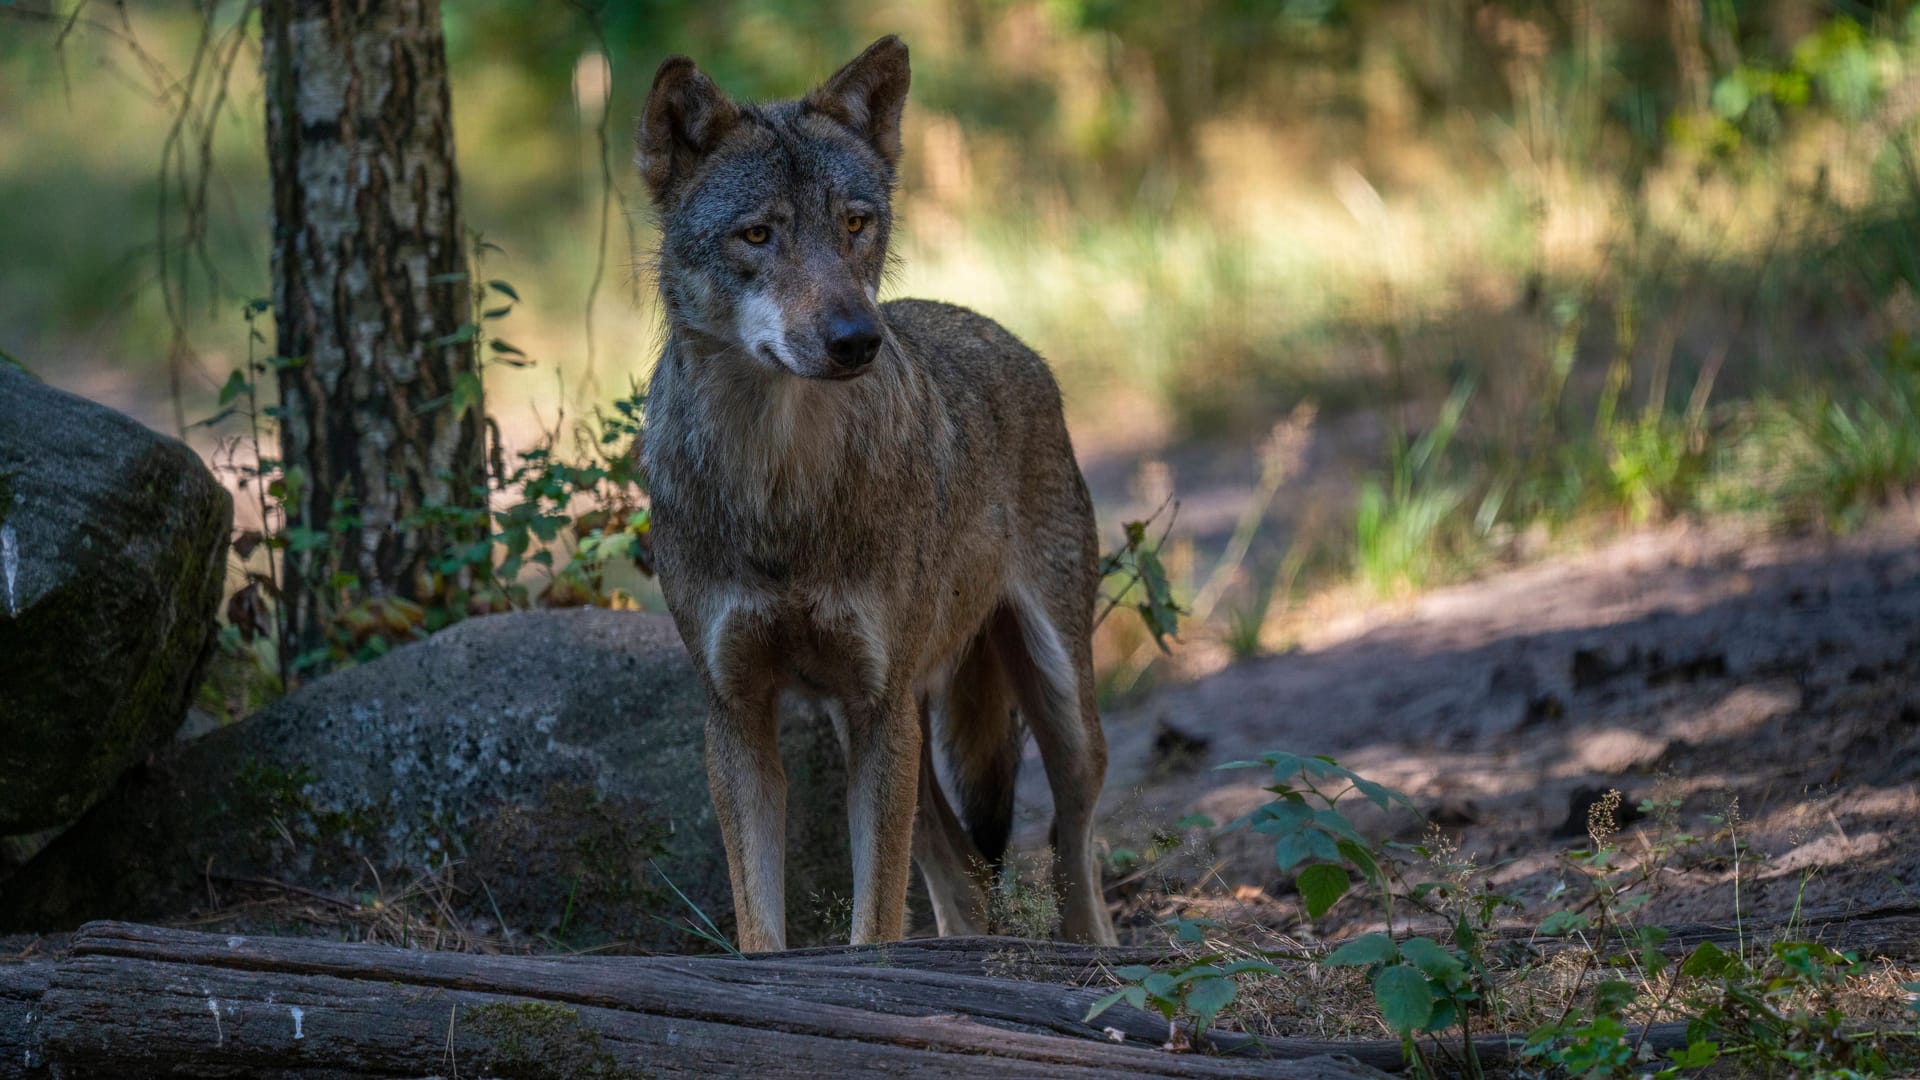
[806, 35, 911, 170]
[637, 57, 741, 201]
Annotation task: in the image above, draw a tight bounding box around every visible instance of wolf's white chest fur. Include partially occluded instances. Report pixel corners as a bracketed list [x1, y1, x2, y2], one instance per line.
[698, 580, 893, 699]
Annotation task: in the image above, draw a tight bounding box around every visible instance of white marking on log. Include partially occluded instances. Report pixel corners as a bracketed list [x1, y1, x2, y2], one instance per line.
[208, 997, 223, 1045]
[1, 524, 18, 616]
[291, 1006, 305, 1039]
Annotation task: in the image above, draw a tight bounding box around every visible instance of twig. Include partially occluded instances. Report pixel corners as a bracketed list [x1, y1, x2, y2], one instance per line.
[204, 873, 358, 911]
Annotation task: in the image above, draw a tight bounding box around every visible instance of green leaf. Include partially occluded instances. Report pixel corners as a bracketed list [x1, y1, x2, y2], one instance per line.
[1636, 925, 1671, 975]
[1084, 988, 1128, 1023]
[1183, 975, 1237, 1032]
[1667, 1040, 1720, 1068]
[1335, 839, 1382, 887]
[1325, 932, 1399, 967]
[1221, 958, 1282, 976]
[1373, 964, 1433, 1035]
[1299, 755, 1343, 778]
[1263, 752, 1303, 781]
[1114, 965, 1153, 981]
[1423, 995, 1458, 1033]
[436, 323, 479, 346]
[482, 305, 514, 320]
[487, 279, 521, 301]
[489, 339, 527, 358]
[1302, 826, 1341, 862]
[218, 369, 248, 406]
[1167, 963, 1222, 987]
[1680, 940, 1737, 979]
[1398, 937, 1464, 980]
[1537, 910, 1591, 937]
[1277, 827, 1339, 869]
[1592, 979, 1638, 1017]
[1350, 775, 1411, 811]
[1251, 799, 1314, 836]
[1312, 808, 1366, 843]
[1296, 863, 1350, 920]
[1275, 833, 1313, 870]
[451, 371, 483, 420]
[428, 271, 470, 284]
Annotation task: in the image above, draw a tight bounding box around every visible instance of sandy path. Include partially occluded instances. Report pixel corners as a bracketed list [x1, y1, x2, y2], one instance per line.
[1016, 513, 1920, 934]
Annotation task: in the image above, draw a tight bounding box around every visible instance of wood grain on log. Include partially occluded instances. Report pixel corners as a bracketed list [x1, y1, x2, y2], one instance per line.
[12, 923, 1387, 1078]
[0, 959, 48, 1076]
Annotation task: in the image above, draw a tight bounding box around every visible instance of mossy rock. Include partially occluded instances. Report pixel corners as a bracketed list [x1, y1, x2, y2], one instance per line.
[0, 364, 231, 840]
[0, 609, 853, 951]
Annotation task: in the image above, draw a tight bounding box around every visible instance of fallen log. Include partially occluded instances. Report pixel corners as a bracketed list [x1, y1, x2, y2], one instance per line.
[8, 905, 1910, 1079]
[0, 957, 47, 1075]
[8, 922, 1388, 1079]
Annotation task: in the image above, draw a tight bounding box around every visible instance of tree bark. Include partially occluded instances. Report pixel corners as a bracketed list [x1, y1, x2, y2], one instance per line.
[261, 0, 484, 665]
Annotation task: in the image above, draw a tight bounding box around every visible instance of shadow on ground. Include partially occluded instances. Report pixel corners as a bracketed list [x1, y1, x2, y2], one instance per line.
[1019, 513, 1920, 937]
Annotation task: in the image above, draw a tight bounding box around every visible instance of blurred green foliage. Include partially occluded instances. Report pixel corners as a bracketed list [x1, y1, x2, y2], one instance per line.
[8, 0, 1920, 649]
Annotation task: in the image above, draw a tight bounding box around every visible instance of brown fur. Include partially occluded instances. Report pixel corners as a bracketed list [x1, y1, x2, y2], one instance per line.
[638, 37, 1116, 950]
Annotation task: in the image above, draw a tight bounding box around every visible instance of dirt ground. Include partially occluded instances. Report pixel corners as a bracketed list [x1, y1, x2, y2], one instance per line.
[1015, 509, 1920, 941]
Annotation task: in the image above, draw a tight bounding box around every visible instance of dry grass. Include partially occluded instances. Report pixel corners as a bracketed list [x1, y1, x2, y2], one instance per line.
[170, 857, 527, 954]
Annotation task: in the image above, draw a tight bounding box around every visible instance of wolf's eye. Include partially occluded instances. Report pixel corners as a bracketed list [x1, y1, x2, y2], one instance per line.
[743, 225, 771, 245]
[845, 214, 868, 235]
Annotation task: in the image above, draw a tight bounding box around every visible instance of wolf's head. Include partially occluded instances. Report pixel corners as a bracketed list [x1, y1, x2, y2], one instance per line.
[638, 37, 909, 382]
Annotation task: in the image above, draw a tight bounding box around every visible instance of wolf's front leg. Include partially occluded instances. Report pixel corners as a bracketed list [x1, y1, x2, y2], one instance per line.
[706, 695, 787, 952]
[844, 693, 922, 944]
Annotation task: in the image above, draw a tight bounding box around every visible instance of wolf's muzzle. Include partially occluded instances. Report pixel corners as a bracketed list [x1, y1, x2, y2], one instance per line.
[825, 310, 882, 375]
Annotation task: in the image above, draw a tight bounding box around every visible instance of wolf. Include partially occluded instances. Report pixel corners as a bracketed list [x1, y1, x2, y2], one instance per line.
[636, 35, 1117, 950]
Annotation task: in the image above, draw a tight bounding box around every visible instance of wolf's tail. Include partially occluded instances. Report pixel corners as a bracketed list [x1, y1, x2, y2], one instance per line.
[935, 626, 1023, 872]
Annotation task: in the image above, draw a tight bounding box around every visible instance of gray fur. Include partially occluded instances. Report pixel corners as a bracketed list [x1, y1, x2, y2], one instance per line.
[638, 35, 1117, 949]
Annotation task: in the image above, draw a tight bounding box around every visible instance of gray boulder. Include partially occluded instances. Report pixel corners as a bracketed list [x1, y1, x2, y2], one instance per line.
[0, 608, 855, 951]
[0, 364, 231, 844]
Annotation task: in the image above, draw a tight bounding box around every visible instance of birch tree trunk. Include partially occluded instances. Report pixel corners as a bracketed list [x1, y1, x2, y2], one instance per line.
[261, 0, 484, 666]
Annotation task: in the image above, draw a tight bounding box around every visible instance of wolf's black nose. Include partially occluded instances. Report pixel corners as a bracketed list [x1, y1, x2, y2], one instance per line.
[825, 313, 882, 372]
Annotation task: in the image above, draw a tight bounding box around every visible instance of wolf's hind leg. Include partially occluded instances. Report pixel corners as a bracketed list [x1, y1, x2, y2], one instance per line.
[914, 635, 1020, 934]
[990, 586, 1118, 945]
[913, 701, 991, 936]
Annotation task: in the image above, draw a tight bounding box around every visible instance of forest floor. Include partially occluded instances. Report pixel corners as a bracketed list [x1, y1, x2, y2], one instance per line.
[1021, 506, 1920, 951]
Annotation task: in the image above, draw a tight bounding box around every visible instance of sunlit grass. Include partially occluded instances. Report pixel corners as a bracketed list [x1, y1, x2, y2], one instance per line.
[11, 5, 1920, 673]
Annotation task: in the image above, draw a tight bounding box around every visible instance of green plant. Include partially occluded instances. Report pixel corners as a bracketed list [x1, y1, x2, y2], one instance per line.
[1087, 754, 1917, 1076]
[646, 859, 743, 958]
[985, 852, 1063, 939]
[1097, 497, 1187, 652]
[1325, 931, 1484, 1075]
[1354, 381, 1475, 595]
[1086, 916, 1288, 1045]
[1797, 372, 1920, 532]
[1602, 413, 1710, 524]
[194, 249, 657, 686]
[1087, 754, 1418, 1044]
